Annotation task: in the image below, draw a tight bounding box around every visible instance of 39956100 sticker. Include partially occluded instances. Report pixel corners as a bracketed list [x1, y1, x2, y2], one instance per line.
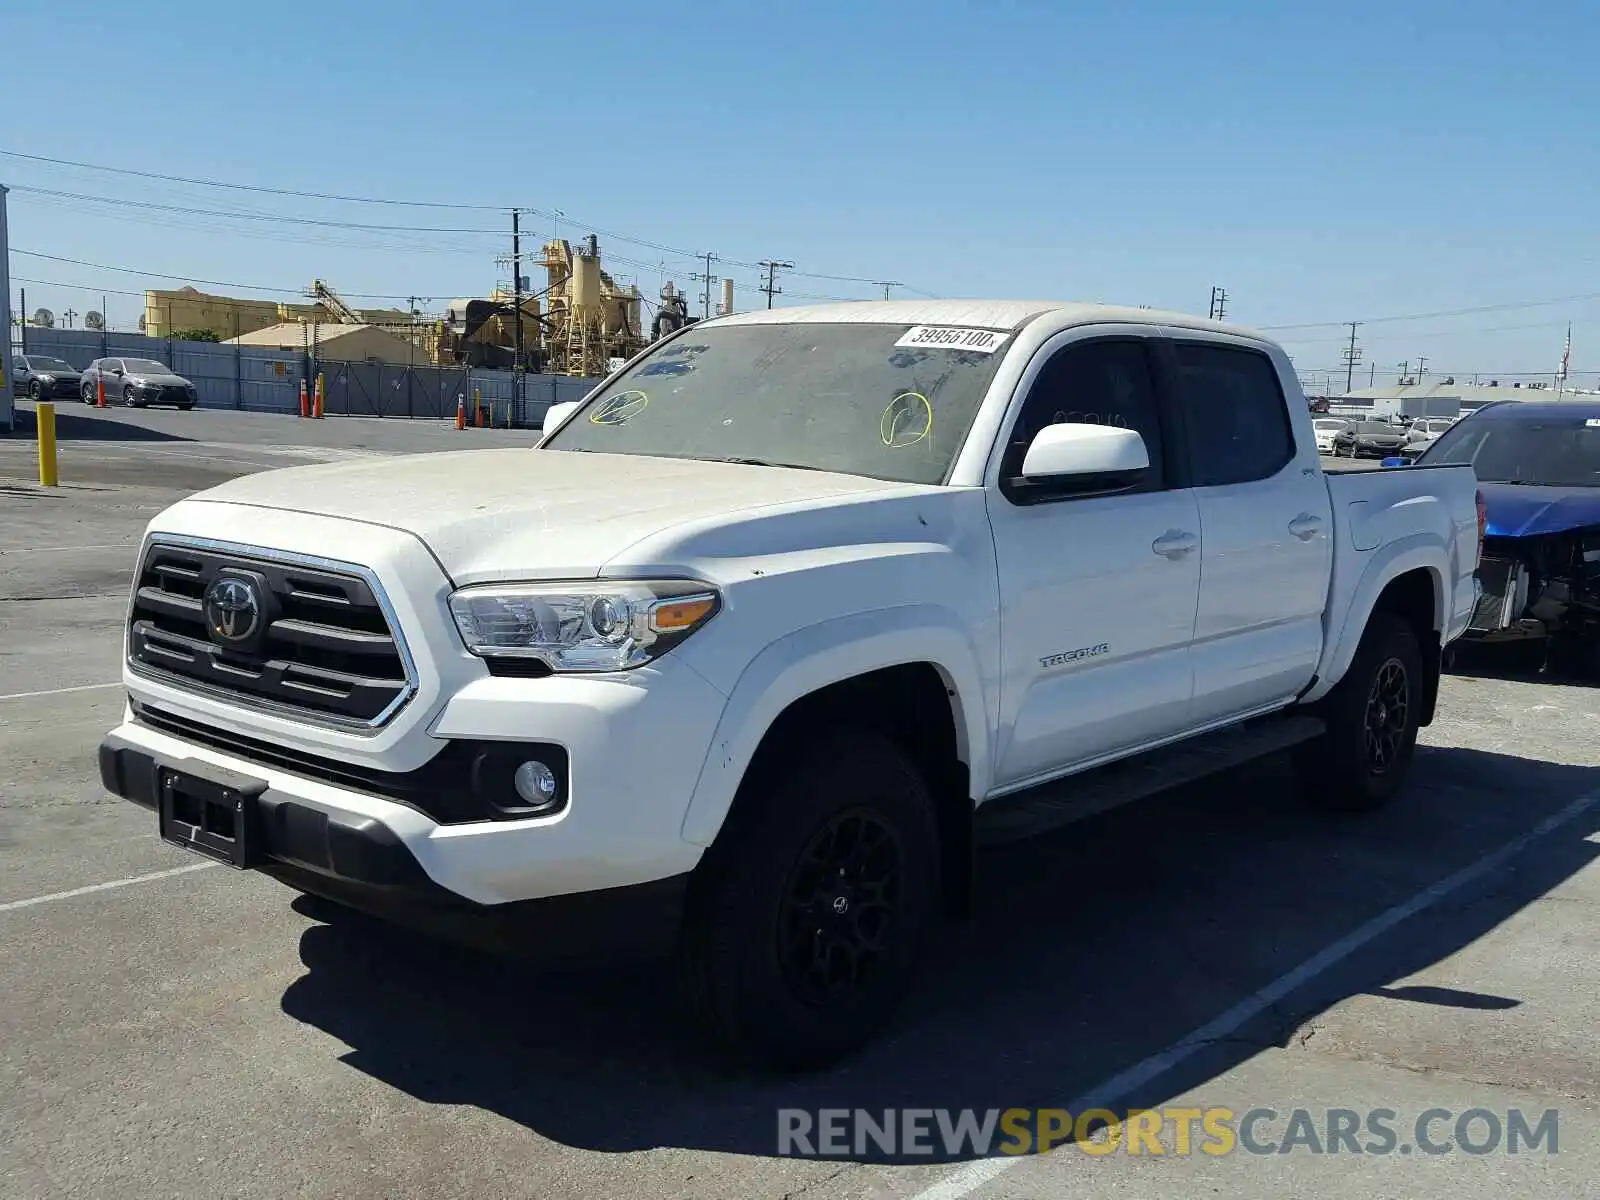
[893, 326, 1010, 354]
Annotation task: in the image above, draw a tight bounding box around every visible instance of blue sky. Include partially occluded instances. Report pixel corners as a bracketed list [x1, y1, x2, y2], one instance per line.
[5, 0, 1597, 387]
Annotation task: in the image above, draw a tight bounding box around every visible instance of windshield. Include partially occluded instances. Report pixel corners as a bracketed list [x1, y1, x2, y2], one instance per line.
[1354, 422, 1397, 434]
[1418, 415, 1600, 486]
[25, 356, 74, 372]
[122, 359, 171, 374]
[1313, 419, 1344, 430]
[543, 322, 1013, 484]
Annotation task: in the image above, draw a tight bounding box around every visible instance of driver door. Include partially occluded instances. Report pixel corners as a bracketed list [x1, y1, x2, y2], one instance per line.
[984, 332, 1201, 791]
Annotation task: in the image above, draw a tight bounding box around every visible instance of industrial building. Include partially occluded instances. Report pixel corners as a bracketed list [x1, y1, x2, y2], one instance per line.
[224, 321, 417, 366]
[143, 284, 410, 340]
[141, 236, 651, 379]
[1337, 378, 1598, 420]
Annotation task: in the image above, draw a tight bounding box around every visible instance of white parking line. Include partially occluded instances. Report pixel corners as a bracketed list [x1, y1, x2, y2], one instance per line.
[0, 543, 136, 554]
[0, 682, 122, 702]
[910, 787, 1600, 1200]
[0, 862, 217, 914]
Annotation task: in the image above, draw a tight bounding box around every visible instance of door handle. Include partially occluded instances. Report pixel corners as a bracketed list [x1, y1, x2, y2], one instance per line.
[1288, 513, 1324, 541]
[1152, 530, 1198, 559]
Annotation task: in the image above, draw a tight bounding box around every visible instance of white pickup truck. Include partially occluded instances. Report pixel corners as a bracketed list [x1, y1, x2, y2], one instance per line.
[100, 301, 1483, 1066]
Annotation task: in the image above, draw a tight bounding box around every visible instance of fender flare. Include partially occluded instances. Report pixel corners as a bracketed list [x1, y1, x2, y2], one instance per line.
[1303, 535, 1447, 705]
[678, 605, 991, 847]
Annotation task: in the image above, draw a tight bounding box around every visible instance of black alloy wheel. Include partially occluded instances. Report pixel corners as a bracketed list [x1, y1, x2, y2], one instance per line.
[776, 808, 904, 1007]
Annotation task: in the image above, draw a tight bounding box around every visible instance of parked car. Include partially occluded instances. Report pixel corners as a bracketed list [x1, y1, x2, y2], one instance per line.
[1332, 420, 1410, 458]
[80, 357, 198, 409]
[1312, 417, 1347, 453]
[99, 300, 1481, 1067]
[10, 353, 83, 400]
[1404, 400, 1600, 670]
[1401, 417, 1456, 460]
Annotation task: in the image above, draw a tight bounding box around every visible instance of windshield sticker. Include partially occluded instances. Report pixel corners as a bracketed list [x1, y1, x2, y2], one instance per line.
[893, 326, 1009, 354]
[639, 360, 694, 377]
[881, 392, 934, 448]
[589, 389, 649, 425]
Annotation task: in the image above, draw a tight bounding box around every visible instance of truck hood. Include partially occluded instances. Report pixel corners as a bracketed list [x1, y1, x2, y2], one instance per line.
[187, 448, 914, 582]
[1479, 482, 1600, 538]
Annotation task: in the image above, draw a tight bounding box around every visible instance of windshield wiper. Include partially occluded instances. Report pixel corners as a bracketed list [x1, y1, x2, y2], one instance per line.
[703, 456, 828, 472]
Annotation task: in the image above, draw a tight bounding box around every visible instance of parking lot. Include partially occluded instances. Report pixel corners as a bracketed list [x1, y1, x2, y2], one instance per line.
[2, 404, 1596, 1200]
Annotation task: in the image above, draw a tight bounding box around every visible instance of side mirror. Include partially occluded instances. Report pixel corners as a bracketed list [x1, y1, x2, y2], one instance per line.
[1014, 423, 1149, 496]
[111, 368, 124, 377]
[540, 399, 580, 436]
[1380, 456, 1410, 468]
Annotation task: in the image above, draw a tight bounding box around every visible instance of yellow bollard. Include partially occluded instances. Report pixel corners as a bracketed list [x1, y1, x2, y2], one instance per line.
[37, 402, 59, 487]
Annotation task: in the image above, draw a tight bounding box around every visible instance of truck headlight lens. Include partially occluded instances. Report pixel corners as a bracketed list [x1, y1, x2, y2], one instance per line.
[448, 580, 720, 672]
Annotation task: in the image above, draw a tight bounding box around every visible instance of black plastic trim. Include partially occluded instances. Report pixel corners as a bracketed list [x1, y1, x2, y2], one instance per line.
[99, 732, 685, 964]
[130, 702, 569, 824]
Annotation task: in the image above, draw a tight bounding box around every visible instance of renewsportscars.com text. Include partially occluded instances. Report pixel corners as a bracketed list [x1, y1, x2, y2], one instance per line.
[776, 1106, 1561, 1159]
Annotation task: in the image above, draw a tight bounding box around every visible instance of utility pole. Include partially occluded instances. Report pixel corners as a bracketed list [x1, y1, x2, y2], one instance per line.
[691, 252, 720, 321]
[1369, 362, 1376, 387]
[1415, 356, 1428, 380]
[878, 281, 902, 301]
[63, 308, 77, 329]
[1398, 360, 1409, 384]
[1340, 322, 1363, 394]
[1208, 286, 1228, 321]
[759, 260, 794, 310]
[511, 210, 523, 418]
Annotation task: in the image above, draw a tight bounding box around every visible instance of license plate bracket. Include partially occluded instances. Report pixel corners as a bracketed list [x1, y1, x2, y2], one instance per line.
[158, 760, 268, 869]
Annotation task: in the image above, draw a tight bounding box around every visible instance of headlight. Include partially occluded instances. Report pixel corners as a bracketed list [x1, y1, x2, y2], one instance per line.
[449, 579, 720, 672]
[37, 374, 55, 383]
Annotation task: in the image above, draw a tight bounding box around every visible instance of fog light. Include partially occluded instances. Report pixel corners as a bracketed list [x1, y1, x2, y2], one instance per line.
[512, 759, 559, 808]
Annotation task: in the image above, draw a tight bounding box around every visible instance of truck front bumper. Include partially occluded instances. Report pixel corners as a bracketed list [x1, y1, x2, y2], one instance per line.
[99, 715, 697, 965]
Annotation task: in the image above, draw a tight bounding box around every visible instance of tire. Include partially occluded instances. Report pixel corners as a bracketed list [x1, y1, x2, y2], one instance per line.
[28, 381, 42, 401]
[82, 382, 95, 403]
[678, 730, 941, 1070]
[177, 403, 194, 411]
[122, 385, 141, 408]
[1295, 613, 1425, 812]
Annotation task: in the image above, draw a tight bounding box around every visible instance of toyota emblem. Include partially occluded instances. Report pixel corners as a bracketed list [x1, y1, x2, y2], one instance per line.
[203, 576, 262, 645]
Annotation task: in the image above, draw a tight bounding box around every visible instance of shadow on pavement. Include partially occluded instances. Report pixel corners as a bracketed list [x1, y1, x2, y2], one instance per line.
[3, 403, 193, 443]
[1447, 640, 1600, 690]
[280, 746, 1598, 1164]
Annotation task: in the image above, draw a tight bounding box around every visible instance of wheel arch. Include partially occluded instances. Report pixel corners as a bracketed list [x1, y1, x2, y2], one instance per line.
[679, 608, 991, 915]
[1306, 542, 1446, 719]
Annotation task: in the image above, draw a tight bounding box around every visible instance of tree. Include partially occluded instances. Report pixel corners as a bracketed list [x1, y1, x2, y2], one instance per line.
[171, 328, 221, 343]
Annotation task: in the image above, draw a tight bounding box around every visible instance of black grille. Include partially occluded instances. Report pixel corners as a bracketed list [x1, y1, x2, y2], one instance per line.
[157, 385, 193, 404]
[1469, 557, 1517, 632]
[128, 542, 412, 725]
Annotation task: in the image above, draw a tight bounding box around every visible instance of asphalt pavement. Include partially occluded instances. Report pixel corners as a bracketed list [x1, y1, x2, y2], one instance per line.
[1, 406, 1595, 1200]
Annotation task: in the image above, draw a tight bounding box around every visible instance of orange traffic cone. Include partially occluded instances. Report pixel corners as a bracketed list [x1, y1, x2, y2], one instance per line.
[299, 381, 310, 419]
[313, 375, 325, 419]
[455, 394, 466, 430]
[96, 377, 107, 408]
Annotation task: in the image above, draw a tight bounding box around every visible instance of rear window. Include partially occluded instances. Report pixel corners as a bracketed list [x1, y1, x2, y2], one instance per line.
[1169, 343, 1295, 486]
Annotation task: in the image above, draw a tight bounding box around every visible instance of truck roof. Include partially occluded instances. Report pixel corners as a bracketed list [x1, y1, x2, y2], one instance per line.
[708, 298, 1266, 341]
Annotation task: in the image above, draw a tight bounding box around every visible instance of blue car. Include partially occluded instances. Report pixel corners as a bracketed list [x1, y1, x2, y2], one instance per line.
[1406, 400, 1600, 669]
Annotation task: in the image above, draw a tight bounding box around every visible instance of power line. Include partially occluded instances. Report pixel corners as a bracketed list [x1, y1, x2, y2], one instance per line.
[12, 249, 424, 299]
[0, 148, 509, 210]
[1261, 291, 1600, 332]
[3, 149, 943, 302]
[9, 186, 506, 235]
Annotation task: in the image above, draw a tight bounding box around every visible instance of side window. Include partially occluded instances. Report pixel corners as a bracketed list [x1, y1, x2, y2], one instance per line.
[1170, 343, 1296, 487]
[1001, 339, 1166, 492]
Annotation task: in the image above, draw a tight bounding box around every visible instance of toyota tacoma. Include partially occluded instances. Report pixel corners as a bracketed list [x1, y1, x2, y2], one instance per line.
[101, 301, 1483, 1066]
